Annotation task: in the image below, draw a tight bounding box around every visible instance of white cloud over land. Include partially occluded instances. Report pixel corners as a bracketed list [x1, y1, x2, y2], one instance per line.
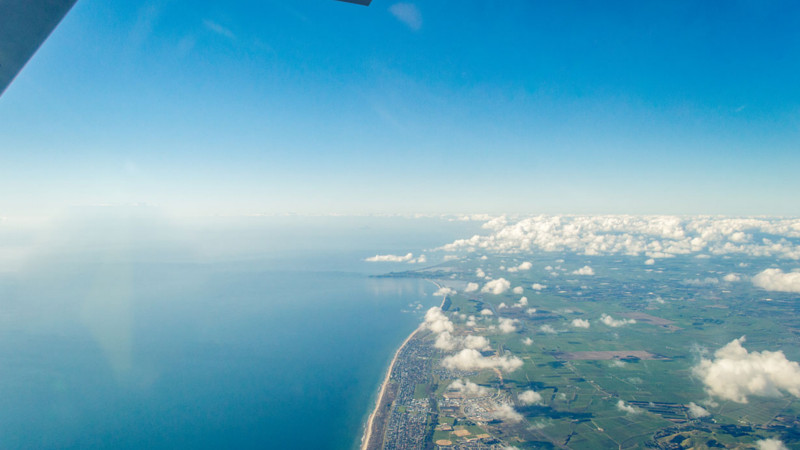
[518, 390, 544, 405]
[365, 252, 426, 263]
[600, 314, 635, 328]
[422, 307, 453, 334]
[441, 349, 523, 373]
[482, 278, 511, 294]
[693, 337, 800, 403]
[752, 268, 800, 293]
[572, 265, 595, 275]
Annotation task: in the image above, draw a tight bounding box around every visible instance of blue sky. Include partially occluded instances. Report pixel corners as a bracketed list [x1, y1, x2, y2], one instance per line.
[1, 0, 799, 217]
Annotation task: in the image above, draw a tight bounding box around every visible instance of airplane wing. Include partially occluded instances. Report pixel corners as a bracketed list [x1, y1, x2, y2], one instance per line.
[0, 0, 372, 97]
[0, 0, 79, 96]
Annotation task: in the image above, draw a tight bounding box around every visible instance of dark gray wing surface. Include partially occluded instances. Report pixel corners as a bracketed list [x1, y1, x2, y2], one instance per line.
[0, 0, 371, 97]
[337, 0, 372, 5]
[0, 0, 78, 96]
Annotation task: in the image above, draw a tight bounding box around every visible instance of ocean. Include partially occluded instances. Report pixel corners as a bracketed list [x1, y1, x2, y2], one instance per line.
[0, 213, 478, 449]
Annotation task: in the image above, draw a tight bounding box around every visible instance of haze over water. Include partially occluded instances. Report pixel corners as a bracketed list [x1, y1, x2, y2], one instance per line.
[0, 211, 479, 449]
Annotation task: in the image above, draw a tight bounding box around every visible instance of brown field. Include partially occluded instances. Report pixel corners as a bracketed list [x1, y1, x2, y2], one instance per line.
[622, 312, 681, 331]
[555, 350, 666, 360]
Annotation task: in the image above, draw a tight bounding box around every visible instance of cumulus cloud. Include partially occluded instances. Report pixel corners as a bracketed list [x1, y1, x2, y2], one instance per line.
[522, 337, 533, 346]
[518, 390, 544, 405]
[756, 439, 789, 450]
[422, 307, 454, 334]
[693, 337, 800, 403]
[684, 277, 719, 286]
[480, 308, 493, 316]
[531, 283, 546, 290]
[448, 378, 491, 396]
[498, 318, 519, 334]
[438, 216, 800, 260]
[441, 348, 523, 373]
[540, 324, 557, 334]
[600, 314, 636, 328]
[687, 402, 710, 418]
[571, 318, 590, 328]
[617, 400, 640, 414]
[466, 315, 477, 327]
[482, 278, 511, 294]
[365, 252, 426, 263]
[463, 335, 491, 350]
[515, 296, 528, 307]
[434, 287, 456, 297]
[645, 258, 655, 265]
[572, 265, 595, 276]
[723, 273, 741, 282]
[475, 268, 486, 278]
[389, 2, 422, 30]
[492, 403, 523, 422]
[434, 332, 457, 350]
[507, 261, 532, 272]
[512, 286, 524, 294]
[752, 268, 800, 293]
[464, 282, 480, 293]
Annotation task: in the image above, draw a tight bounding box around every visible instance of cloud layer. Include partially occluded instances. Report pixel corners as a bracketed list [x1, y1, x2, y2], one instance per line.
[440, 215, 800, 259]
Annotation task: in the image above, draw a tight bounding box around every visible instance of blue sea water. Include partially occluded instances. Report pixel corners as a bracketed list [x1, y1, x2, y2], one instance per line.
[0, 214, 479, 449]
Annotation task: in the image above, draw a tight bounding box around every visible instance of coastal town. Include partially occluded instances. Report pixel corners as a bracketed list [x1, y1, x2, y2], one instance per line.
[361, 249, 800, 449]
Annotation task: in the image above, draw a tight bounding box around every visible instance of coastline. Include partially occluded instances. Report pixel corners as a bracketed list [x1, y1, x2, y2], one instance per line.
[360, 327, 421, 450]
[360, 279, 445, 450]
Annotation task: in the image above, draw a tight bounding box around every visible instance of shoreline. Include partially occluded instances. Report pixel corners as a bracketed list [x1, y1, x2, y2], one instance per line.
[360, 279, 445, 450]
[360, 326, 421, 450]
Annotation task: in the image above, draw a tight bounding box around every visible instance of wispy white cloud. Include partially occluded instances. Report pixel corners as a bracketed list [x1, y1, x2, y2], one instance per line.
[687, 402, 710, 418]
[616, 400, 640, 414]
[364, 252, 426, 263]
[433, 286, 456, 297]
[448, 378, 491, 396]
[389, 3, 422, 30]
[203, 19, 235, 40]
[492, 403, 523, 422]
[600, 314, 635, 328]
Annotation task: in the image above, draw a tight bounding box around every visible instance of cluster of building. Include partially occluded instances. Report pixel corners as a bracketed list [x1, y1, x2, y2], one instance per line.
[381, 336, 434, 449]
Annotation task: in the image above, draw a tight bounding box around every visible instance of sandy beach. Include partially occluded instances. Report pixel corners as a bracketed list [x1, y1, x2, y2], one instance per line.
[361, 280, 446, 450]
[360, 326, 421, 450]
